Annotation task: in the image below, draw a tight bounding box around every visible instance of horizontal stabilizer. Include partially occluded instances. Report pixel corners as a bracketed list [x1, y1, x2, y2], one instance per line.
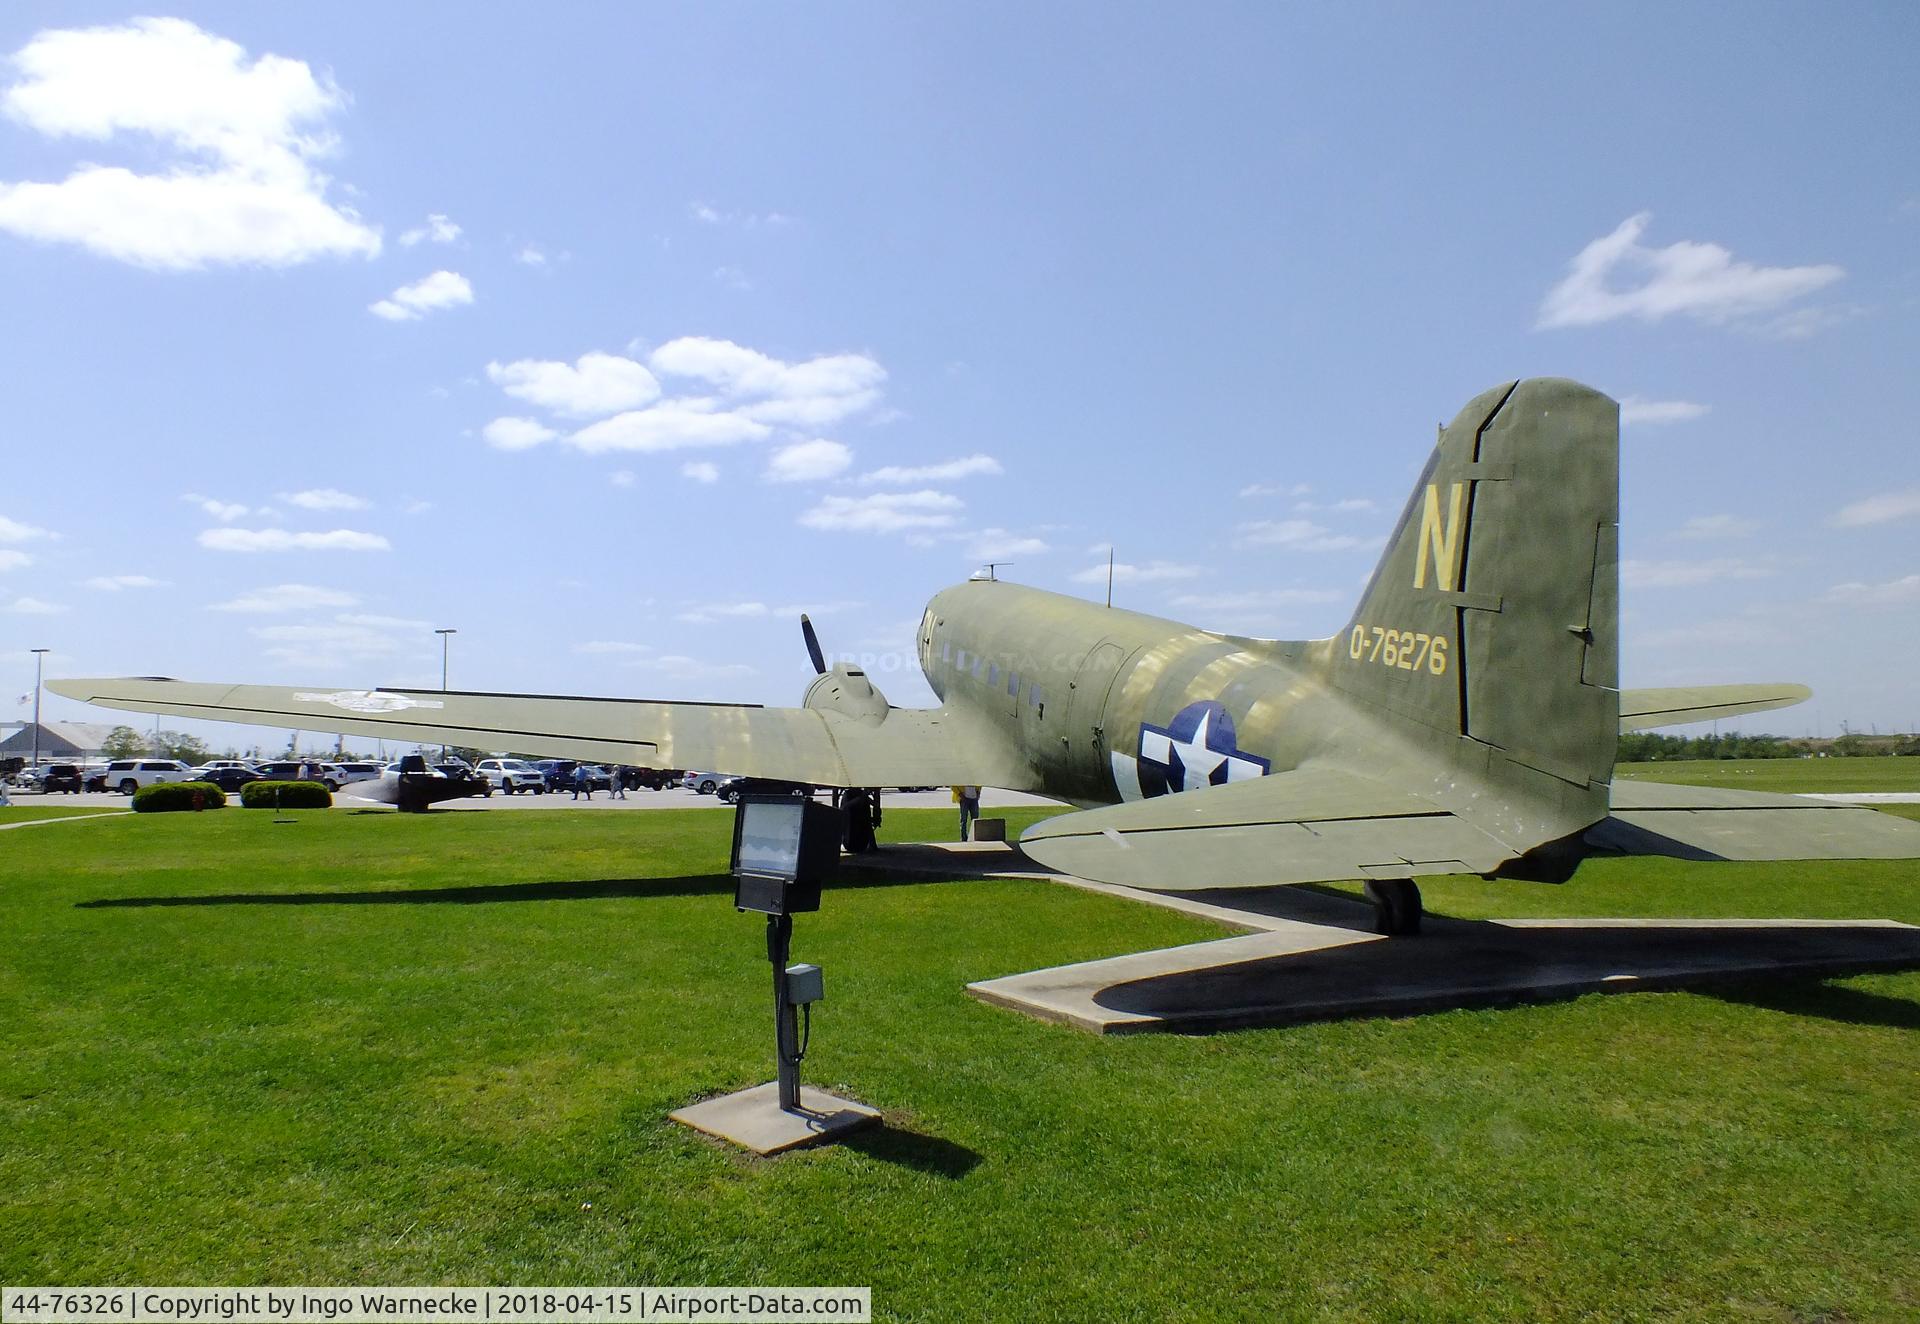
[45, 676, 1000, 790]
[1590, 780, 1920, 861]
[1618, 684, 1811, 732]
[1019, 766, 1523, 891]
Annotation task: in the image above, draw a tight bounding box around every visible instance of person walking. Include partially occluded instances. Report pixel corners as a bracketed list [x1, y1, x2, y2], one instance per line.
[572, 763, 593, 801]
[954, 784, 981, 841]
[609, 766, 628, 800]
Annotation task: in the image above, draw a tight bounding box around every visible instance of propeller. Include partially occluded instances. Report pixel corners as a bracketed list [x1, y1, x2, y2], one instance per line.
[800, 613, 827, 675]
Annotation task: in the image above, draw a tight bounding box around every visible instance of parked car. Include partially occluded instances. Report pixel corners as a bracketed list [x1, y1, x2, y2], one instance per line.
[330, 761, 386, 788]
[254, 761, 344, 792]
[433, 762, 492, 796]
[99, 758, 198, 794]
[537, 759, 613, 792]
[35, 764, 86, 794]
[616, 765, 681, 791]
[192, 765, 262, 792]
[683, 770, 730, 794]
[474, 758, 548, 794]
[715, 776, 814, 804]
[196, 759, 257, 774]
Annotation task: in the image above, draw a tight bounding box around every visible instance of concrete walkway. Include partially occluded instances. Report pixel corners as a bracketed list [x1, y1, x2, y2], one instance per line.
[0, 810, 132, 831]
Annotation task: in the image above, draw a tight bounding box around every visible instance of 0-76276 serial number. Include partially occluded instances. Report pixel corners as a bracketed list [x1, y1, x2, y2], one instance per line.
[1349, 624, 1449, 675]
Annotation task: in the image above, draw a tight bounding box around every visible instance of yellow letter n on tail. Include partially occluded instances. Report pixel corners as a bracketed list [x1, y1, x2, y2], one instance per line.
[1413, 482, 1467, 591]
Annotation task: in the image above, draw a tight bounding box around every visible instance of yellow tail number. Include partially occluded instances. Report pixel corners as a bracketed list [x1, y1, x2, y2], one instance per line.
[1412, 482, 1467, 591]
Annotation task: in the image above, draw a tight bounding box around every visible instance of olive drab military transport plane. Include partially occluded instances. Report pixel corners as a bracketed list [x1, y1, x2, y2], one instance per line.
[50, 378, 1920, 934]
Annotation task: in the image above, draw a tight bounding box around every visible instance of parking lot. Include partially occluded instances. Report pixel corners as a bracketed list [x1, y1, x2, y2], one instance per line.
[7, 785, 1061, 813]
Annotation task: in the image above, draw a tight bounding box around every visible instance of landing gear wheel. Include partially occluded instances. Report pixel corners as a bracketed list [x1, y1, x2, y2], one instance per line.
[1364, 878, 1423, 936]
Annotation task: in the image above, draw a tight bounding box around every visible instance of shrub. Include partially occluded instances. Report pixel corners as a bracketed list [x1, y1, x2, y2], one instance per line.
[131, 781, 228, 813]
[241, 779, 333, 810]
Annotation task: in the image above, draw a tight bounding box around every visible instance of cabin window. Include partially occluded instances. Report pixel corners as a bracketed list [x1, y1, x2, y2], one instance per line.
[1030, 682, 1045, 709]
[956, 648, 968, 671]
[941, 640, 951, 663]
[1007, 670, 1020, 697]
[986, 663, 999, 688]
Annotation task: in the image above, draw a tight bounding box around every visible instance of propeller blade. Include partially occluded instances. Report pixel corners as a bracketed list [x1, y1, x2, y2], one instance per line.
[800, 614, 827, 675]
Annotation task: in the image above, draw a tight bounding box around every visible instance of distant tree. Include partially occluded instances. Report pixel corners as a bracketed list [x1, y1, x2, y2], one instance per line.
[1830, 733, 1870, 758]
[102, 725, 146, 759]
[155, 730, 212, 764]
[447, 745, 489, 764]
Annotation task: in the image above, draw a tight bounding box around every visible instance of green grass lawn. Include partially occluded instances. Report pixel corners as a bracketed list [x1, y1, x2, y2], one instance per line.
[0, 804, 129, 825]
[3, 807, 1918, 1321]
[1614, 753, 1920, 793]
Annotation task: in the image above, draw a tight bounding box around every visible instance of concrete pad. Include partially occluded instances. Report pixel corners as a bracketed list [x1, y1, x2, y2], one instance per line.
[670, 1082, 879, 1155]
[969, 913, 1920, 1034]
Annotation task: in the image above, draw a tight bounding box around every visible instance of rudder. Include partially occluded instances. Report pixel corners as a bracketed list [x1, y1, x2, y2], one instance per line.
[1329, 378, 1619, 793]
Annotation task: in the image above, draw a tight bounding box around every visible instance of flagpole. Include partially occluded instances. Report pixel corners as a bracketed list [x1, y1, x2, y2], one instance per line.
[30, 648, 48, 772]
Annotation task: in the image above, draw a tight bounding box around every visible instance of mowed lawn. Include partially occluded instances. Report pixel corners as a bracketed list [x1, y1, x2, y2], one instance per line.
[1, 800, 1918, 1321]
[1614, 754, 1920, 793]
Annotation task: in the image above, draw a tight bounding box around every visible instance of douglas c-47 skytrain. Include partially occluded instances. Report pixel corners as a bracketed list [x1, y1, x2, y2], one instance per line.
[52, 379, 1920, 934]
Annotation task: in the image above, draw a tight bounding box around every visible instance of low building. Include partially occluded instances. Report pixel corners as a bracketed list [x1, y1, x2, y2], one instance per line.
[0, 721, 118, 761]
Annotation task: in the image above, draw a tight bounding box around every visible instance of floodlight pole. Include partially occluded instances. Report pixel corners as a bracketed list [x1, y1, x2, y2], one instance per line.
[29, 648, 48, 772]
[435, 628, 457, 760]
[767, 913, 800, 1110]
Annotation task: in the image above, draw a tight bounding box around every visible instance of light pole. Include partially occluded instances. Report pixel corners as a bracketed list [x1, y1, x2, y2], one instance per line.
[435, 628, 457, 760]
[29, 648, 48, 773]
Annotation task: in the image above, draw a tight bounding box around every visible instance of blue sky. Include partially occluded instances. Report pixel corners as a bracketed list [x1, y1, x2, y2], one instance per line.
[4, 3, 1917, 753]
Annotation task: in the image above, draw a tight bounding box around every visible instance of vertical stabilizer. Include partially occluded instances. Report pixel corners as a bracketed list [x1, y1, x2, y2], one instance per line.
[1329, 378, 1619, 793]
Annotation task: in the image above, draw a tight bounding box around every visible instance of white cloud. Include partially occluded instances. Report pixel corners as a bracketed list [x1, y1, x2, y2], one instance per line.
[482, 416, 558, 451]
[647, 336, 885, 428]
[681, 461, 720, 484]
[1675, 514, 1759, 540]
[197, 527, 390, 552]
[1239, 482, 1312, 499]
[569, 403, 770, 454]
[575, 640, 653, 655]
[622, 653, 754, 680]
[1621, 558, 1772, 589]
[251, 614, 425, 668]
[0, 550, 31, 571]
[183, 493, 249, 522]
[82, 574, 167, 590]
[9, 596, 67, 614]
[713, 264, 751, 291]
[208, 583, 358, 613]
[967, 529, 1050, 561]
[515, 245, 547, 266]
[609, 470, 635, 488]
[1071, 560, 1203, 585]
[688, 202, 791, 229]
[399, 213, 460, 246]
[1169, 588, 1344, 611]
[0, 18, 380, 269]
[765, 438, 852, 483]
[370, 270, 472, 321]
[0, 515, 51, 542]
[1824, 574, 1920, 607]
[1620, 396, 1711, 425]
[1834, 486, 1920, 528]
[1293, 497, 1379, 514]
[281, 487, 369, 512]
[859, 454, 1002, 485]
[1233, 519, 1369, 552]
[678, 601, 769, 624]
[486, 352, 661, 417]
[1538, 213, 1844, 330]
[800, 490, 962, 534]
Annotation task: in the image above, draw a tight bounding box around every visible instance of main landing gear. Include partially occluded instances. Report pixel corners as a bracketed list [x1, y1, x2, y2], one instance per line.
[1363, 878, 1423, 936]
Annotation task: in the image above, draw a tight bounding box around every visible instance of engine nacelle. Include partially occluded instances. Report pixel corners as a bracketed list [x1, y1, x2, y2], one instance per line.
[803, 662, 889, 725]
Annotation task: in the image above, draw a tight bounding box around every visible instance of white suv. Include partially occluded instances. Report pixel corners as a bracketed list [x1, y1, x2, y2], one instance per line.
[101, 759, 197, 794]
[475, 758, 548, 794]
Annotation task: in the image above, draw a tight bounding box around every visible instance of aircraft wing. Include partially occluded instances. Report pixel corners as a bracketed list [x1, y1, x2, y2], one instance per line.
[45, 677, 1006, 789]
[1617, 684, 1811, 732]
[1018, 765, 1523, 890]
[1589, 780, 1920, 860]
